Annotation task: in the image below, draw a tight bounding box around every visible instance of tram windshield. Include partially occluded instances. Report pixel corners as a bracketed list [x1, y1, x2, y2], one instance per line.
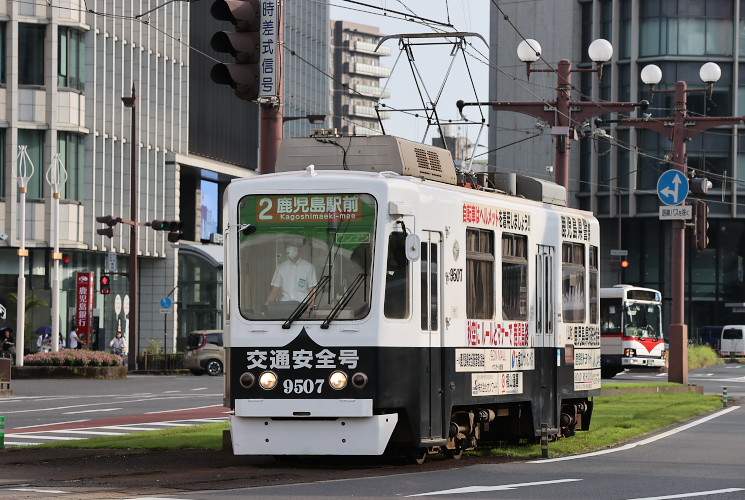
[236, 193, 377, 322]
[624, 302, 663, 340]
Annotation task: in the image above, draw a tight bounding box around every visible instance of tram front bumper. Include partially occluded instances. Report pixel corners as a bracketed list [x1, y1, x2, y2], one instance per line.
[230, 398, 398, 455]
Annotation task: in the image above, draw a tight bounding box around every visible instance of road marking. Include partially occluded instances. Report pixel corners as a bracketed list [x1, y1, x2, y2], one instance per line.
[144, 404, 226, 414]
[63, 407, 123, 415]
[48, 429, 126, 436]
[530, 406, 741, 463]
[12, 419, 89, 430]
[8, 488, 69, 494]
[406, 479, 582, 497]
[628, 488, 745, 499]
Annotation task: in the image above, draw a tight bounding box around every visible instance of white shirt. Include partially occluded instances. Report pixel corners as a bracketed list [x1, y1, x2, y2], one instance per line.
[69, 330, 79, 349]
[270, 258, 318, 302]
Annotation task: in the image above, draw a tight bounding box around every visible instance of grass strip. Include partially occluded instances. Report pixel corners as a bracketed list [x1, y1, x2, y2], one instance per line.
[9, 391, 723, 457]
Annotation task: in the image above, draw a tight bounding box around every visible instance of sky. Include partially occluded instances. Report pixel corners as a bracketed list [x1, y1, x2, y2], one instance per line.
[329, 0, 491, 146]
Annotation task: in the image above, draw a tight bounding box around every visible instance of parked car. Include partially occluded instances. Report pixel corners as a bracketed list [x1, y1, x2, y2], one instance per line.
[719, 325, 745, 358]
[183, 330, 224, 376]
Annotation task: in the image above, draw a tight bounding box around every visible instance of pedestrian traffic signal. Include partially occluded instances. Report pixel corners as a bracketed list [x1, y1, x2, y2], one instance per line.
[150, 220, 184, 243]
[210, 0, 261, 101]
[100, 275, 111, 295]
[695, 200, 710, 252]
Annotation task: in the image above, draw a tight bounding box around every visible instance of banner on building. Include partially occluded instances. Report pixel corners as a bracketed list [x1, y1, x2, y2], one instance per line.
[76, 272, 95, 346]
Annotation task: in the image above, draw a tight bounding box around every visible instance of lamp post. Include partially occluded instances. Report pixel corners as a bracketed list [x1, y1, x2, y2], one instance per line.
[122, 84, 139, 370]
[46, 154, 68, 352]
[13, 146, 35, 366]
[457, 39, 646, 201]
[619, 63, 744, 385]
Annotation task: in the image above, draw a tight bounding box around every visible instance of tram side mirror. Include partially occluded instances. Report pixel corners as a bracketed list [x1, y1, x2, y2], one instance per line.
[405, 234, 420, 261]
[238, 224, 257, 237]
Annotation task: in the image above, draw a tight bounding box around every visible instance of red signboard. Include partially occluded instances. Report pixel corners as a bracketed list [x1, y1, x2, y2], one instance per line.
[76, 272, 95, 346]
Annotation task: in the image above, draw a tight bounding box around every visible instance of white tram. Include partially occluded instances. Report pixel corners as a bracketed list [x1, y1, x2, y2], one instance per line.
[223, 135, 601, 459]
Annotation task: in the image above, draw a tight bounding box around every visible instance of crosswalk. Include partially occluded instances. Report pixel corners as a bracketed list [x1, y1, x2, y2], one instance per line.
[3, 416, 228, 447]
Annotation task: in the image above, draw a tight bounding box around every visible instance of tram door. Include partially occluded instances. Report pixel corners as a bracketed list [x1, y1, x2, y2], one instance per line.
[421, 231, 444, 441]
[535, 245, 558, 430]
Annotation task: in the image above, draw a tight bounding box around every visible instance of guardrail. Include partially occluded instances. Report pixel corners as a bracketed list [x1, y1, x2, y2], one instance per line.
[141, 353, 185, 372]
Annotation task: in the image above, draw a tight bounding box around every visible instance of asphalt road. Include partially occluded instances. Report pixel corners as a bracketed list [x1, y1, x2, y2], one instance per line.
[160, 405, 745, 500]
[1, 374, 228, 446]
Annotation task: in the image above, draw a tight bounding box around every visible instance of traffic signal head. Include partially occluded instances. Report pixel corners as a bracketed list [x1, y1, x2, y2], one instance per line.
[151, 220, 184, 242]
[96, 215, 121, 238]
[210, 0, 261, 102]
[621, 260, 629, 269]
[100, 275, 111, 295]
[695, 200, 710, 251]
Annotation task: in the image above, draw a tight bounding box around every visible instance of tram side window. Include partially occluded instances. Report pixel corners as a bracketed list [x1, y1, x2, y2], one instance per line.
[502, 233, 527, 320]
[466, 228, 494, 319]
[562, 242, 586, 323]
[384, 231, 409, 318]
[589, 245, 599, 324]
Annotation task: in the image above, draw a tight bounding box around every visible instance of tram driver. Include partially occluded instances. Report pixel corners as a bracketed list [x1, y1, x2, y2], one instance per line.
[264, 245, 318, 312]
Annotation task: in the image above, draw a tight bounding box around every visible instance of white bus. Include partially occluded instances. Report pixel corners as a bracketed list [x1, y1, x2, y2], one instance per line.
[600, 285, 666, 378]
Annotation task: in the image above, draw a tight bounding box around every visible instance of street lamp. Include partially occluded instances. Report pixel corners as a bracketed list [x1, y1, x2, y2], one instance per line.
[458, 38, 644, 199]
[13, 146, 35, 366]
[122, 84, 139, 370]
[45, 154, 67, 352]
[621, 61, 742, 385]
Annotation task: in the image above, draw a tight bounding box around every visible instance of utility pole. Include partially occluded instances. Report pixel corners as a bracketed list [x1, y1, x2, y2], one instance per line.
[122, 84, 139, 370]
[619, 66, 744, 385]
[457, 39, 646, 202]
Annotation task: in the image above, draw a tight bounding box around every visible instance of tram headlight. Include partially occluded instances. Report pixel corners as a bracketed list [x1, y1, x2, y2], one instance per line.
[329, 370, 348, 390]
[351, 372, 368, 389]
[239, 372, 256, 389]
[259, 371, 278, 390]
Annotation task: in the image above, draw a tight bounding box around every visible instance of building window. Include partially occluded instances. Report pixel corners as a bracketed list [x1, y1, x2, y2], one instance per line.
[562, 242, 586, 323]
[19, 24, 45, 86]
[0, 128, 5, 196]
[502, 233, 527, 320]
[58, 27, 85, 91]
[18, 129, 44, 198]
[0, 23, 6, 84]
[466, 228, 494, 319]
[57, 132, 85, 201]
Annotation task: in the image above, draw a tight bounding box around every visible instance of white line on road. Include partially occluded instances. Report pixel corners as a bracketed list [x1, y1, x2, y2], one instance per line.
[144, 404, 225, 414]
[529, 406, 741, 463]
[628, 488, 745, 499]
[62, 407, 123, 415]
[45, 429, 126, 436]
[8, 488, 69, 494]
[12, 419, 89, 430]
[406, 479, 583, 497]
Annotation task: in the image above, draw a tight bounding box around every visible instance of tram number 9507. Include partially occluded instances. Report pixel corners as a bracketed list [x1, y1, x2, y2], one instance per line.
[283, 378, 325, 394]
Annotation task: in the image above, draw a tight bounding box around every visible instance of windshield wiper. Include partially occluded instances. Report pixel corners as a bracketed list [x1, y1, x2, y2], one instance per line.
[321, 273, 367, 329]
[282, 275, 331, 329]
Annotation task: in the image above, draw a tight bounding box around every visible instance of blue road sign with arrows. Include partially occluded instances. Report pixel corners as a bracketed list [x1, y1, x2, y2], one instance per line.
[657, 169, 689, 206]
[160, 297, 173, 309]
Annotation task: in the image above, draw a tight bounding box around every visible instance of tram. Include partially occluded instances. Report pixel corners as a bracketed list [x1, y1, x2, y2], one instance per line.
[223, 134, 601, 459]
[600, 285, 666, 378]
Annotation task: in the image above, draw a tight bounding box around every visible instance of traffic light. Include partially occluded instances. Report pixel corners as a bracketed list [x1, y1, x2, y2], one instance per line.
[695, 200, 710, 252]
[621, 259, 629, 269]
[100, 275, 111, 295]
[210, 0, 261, 101]
[96, 215, 121, 238]
[62, 253, 71, 264]
[150, 220, 184, 243]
